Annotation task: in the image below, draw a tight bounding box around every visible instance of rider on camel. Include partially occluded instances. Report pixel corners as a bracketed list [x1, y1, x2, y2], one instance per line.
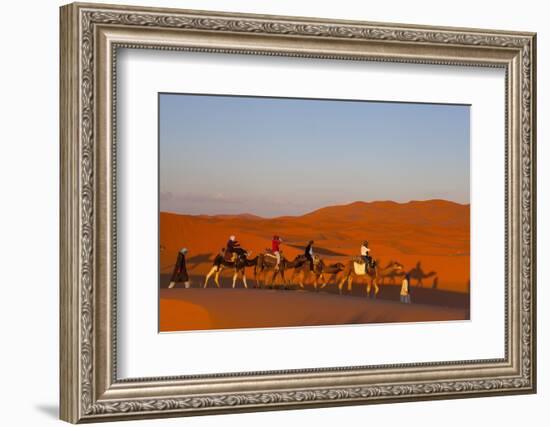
[226, 235, 246, 260]
[271, 235, 283, 270]
[305, 240, 315, 271]
[360, 240, 373, 267]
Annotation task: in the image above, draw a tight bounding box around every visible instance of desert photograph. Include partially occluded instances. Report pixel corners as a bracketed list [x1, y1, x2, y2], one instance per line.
[159, 93, 470, 332]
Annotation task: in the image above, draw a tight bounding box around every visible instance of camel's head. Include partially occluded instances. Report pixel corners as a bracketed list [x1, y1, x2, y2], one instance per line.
[391, 260, 404, 271]
[332, 262, 345, 271]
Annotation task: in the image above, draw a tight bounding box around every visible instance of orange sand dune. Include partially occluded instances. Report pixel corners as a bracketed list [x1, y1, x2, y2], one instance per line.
[160, 199, 470, 292]
[160, 288, 468, 332]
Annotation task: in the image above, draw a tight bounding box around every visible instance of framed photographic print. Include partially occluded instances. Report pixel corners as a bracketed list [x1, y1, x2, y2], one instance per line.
[60, 2, 537, 423]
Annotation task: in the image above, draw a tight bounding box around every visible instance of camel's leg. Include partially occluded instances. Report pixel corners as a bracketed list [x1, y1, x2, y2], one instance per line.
[264, 270, 272, 288]
[204, 266, 218, 288]
[255, 267, 264, 289]
[320, 274, 328, 289]
[316, 273, 325, 290]
[214, 270, 221, 288]
[338, 276, 347, 295]
[294, 271, 300, 289]
[325, 274, 335, 288]
[418, 278, 423, 288]
[232, 272, 238, 289]
[272, 269, 281, 289]
[347, 276, 354, 292]
[279, 269, 287, 289]
[242, 273, 248, 289]
[366, 280, 371, 297]
[298, 270, 305, 289]
[373, 279, 379, 297]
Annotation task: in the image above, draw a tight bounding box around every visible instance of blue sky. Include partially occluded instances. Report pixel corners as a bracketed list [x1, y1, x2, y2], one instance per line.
[159, 93, 470, 217]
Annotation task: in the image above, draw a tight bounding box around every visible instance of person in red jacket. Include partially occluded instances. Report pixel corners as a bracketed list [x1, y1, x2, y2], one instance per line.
[272, 235, 283, 270]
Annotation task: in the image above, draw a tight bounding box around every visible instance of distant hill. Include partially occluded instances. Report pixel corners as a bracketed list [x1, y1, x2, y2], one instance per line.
[197, 213, 263, 221]
[302, 199, 469, 227]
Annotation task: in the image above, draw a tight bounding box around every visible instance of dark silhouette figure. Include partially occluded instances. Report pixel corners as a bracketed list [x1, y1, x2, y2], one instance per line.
[407, 261, 437, 287]
[168, 248, 190, 288]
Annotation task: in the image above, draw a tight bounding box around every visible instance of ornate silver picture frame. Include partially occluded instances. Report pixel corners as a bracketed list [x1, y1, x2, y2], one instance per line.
[60, 2, 536, 423]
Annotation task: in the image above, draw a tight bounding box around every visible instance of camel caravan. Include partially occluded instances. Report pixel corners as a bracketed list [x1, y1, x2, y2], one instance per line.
[168, 235, 437, 299]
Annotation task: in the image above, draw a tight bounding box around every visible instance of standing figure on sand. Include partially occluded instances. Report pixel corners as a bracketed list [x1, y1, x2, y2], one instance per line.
[168, 248, 190, 289]
[400, 273, 411, 303]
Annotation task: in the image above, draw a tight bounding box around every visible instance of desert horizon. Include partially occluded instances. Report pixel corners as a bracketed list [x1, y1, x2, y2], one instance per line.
[160, 197, 470, 219]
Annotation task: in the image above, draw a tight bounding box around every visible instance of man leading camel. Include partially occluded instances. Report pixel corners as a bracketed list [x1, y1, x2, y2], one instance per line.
[168, 248, 190, 289]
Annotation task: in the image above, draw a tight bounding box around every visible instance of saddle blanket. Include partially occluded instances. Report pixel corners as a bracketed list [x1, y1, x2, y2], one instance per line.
[353, 262, 367, 275]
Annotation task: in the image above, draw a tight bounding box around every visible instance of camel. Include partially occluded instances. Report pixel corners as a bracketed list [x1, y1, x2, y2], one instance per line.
[337, 258, 403, 297]
[203, 250, 258, 289]
[291, 258, 346, 291]
[290, 256, 326, 290]
[378, 260, 406, 285]
[254, 253, 307, 289]
[318, 262, 346, 288]
[407, 262, 437, 287]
